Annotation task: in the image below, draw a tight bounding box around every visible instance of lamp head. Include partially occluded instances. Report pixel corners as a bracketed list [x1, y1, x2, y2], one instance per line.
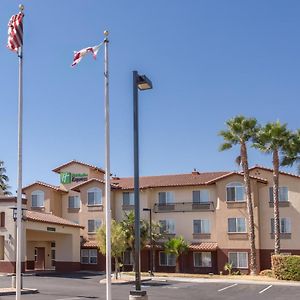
[137, 74, 153, 91]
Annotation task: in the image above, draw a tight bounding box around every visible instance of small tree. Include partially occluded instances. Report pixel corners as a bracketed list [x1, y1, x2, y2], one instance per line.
[97, 220, 127, 279]
[0, 161, 11, 195]
[164, 236, 188, 273]
[120, 211, 149, 271]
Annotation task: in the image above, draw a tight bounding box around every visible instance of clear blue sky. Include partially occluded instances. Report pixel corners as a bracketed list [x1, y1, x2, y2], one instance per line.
[1, 0, 300, 193]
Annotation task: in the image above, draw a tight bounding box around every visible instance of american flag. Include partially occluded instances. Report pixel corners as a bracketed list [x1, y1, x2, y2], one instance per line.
[7, 12, 24, 52]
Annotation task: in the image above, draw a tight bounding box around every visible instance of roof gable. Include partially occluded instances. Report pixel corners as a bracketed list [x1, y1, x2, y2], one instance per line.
[52, 160, 105, 174]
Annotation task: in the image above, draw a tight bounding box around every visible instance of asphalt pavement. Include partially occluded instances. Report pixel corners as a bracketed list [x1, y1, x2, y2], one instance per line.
[0, 272, 300, 300]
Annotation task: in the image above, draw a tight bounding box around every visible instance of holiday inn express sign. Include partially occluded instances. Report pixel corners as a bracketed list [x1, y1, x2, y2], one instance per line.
[60, 172, 88, 184]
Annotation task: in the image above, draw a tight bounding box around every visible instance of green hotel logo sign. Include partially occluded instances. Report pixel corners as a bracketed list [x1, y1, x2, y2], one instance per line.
[60, 172, 88, 184]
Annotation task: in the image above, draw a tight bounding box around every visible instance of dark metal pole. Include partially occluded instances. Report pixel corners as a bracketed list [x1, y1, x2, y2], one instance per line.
[133, 70, 141, 291]
[149, 209, 153, 275]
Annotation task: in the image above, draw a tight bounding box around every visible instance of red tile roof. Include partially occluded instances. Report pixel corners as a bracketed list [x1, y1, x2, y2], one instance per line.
[26, 210, 84, 228]
[22, 181, 68, 193]
[81, 240, 98, 248]
[206, 172, 268, 184]
[189, 242, 218, 251]
[52, 160, 105, 174]
[71, 178, 119, 192]
[250, 165, 300, 179]
[112, 171, 267, 190]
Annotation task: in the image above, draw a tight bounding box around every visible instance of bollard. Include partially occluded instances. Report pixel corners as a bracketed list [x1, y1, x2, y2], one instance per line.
[11, 274, 23, 289]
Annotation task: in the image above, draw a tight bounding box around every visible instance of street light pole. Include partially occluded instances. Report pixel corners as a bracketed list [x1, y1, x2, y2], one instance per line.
[133, 70, 141, 292]
[130, 71, 152, 300]
[143, 208, 153, 276]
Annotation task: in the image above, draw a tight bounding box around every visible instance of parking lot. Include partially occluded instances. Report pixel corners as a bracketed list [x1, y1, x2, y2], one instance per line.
[1, 273, 300, 300]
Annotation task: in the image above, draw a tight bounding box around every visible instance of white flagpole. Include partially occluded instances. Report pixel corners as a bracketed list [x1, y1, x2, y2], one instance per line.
[104, 30, 112, 300]
[16, 4, 24, 300]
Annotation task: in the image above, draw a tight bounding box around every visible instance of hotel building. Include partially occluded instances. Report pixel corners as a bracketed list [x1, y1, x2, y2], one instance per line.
[1, 160, 300, 274]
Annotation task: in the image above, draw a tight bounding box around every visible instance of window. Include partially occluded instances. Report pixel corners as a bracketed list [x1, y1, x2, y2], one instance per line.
[269, 187, 288, 202]
[81, 249, 97, 264]
[193, 252, 212, 267]
[123, 192, 134, 206]
[158, 192, 174, 205]
[228, 252, 248, 268]
[68, 196, 80, 208]
[271, 218, 291, 233]
[228, 218, 246, 233]
[88, 219, 102, 233]
[0, 212, 5, 228]
[159, 220, 175, 234]
[31, 190, 45, 207]
[226, 183, 245, 202]
[87, 188, 102, 206]
[193, 190, 209, 203]
[123, 250, 133, 265]
[159, 252, 176, 266]
[193, 219, 211, 234]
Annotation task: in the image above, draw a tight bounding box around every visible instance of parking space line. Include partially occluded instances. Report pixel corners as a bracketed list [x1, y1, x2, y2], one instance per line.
[218, 283, 238, 292]
[259, 285, 272, 294]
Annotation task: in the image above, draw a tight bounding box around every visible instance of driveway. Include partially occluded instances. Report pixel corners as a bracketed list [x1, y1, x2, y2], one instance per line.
[0, 273, 300, 300]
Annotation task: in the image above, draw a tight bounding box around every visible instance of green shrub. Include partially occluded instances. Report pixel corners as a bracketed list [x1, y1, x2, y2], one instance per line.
[259, 269, 273, 277]
[232, 270, 241, 275]
[224, 262, 233, 275]
[272, 255, 300, 281]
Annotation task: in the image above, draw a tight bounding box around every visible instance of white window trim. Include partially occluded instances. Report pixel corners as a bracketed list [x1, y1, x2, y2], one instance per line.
[123, 192, 135, 206]
[88, 219, 102, 234]
[193, 252, 212, 267]
[193, 190, 210, 203]
[226, 182, 246, 202]
[228, 252, 248, 269]
[87, 187, 102, 206]
[159, 219, 175, 234]
[81, 249, 97, 265]
[159, 251, 176, 267]
[68, 195, 81, 209]
[31, 190, 45, 208]
[269, 186, 289, 202]
[158, 191, 175, 204]
[271, 217, 291, 234]
[228, 217, 247, 233]
[193, 219, 211, 234]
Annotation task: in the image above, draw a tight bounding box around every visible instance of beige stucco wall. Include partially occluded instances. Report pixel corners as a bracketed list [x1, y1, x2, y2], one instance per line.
[23, 185, 63, 216]
[58, 164, 104, 191]
[250, 168, 300, 250]
[214, 175, 261, 250]
[76, 181, 106, 239]
[26, 221, 80, 262]
[0, 200, 26, 263]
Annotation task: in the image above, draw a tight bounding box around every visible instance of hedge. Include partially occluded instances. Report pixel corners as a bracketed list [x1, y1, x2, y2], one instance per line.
[272, 255, 300, 281]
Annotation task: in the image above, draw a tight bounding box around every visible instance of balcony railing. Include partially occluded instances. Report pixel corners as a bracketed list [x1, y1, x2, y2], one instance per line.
[153, 201, 214, 213]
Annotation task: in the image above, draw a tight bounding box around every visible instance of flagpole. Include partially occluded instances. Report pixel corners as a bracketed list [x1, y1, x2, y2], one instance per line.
[16, 4, 24, 300]
[104, 30, 112, 300]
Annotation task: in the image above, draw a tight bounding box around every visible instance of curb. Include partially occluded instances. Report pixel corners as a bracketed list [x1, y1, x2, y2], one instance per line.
[0, 289, 39, 296]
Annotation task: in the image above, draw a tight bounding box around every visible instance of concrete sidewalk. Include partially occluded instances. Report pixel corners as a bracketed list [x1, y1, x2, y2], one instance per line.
[121, 274, 300, 287]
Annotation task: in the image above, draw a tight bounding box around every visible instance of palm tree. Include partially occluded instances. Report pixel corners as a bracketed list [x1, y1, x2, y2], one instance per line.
[219, 115, 259, 275]
[281, 129, 300, 173]
[164, 236, 188, 273]
[0, 161, 11, 195]
[120, 211, 150, 271]
[253, 121, 293, 255]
